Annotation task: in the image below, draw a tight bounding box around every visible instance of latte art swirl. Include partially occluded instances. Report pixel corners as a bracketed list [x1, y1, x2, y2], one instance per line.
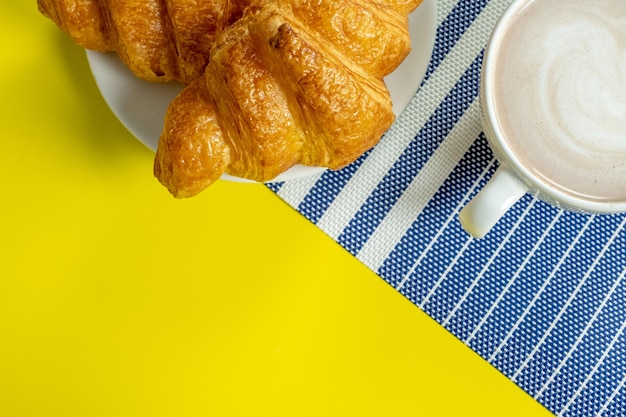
[492, 0, 626, 201]
[541, 16, 626, 154]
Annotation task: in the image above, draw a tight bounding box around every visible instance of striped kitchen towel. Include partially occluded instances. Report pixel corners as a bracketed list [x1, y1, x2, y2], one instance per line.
[267, 0, 626, 416]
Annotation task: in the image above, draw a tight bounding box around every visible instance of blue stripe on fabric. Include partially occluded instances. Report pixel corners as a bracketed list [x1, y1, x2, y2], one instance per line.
[416, 194, 536, 323]
[534, 225, 626, 407]
[387, 139, 497, 301]
[601, 380, 626, 417]
[565, 347, 626, 417]
[423, 0, 490, 82]
[488, 217, 599, 379]
[466, 212, 590, 363]
[296, 153, 369, 224]
[396, 192, 497, 305]
[266, 182, 283, 193]
[564, 321, 626, 417]
[516, 220, 626, 399]
[540, 258, 626, 415]
[478, 212, 593, 374]
[464, 205, 565, 356]
[377, 133, 493, 290]
[336, 51, 484, 256]
[594, 365, 626, 417]
[443, 201, 563, 343]
[564, 320, 626, 416]
[564, 328, 626, 417]
[512, 218, 624, 397]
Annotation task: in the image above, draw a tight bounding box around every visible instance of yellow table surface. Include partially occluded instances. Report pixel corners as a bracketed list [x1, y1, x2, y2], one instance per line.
[1, 3, 553, 416]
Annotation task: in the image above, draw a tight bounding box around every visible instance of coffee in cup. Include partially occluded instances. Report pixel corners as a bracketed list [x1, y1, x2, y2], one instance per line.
[459, 0, 626, 238]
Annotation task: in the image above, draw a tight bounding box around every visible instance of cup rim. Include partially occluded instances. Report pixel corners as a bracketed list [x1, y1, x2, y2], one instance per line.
[480, 0, 626, 214]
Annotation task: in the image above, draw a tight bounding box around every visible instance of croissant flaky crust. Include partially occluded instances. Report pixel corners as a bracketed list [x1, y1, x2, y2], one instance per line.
[39, 0, 423, 197]
[38, 0, 249, 83]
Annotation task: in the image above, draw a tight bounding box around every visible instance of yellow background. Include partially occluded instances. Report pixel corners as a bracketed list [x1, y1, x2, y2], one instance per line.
[0, 3, 552, 416]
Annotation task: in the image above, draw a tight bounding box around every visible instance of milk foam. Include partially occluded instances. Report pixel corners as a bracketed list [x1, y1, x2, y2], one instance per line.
[492, 0, 626, 201]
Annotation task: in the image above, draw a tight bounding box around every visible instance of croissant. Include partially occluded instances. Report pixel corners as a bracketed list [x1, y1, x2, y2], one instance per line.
[38, 0, 420, 83]
[38, 0, 249, 83]
[38, 0, 423, 197]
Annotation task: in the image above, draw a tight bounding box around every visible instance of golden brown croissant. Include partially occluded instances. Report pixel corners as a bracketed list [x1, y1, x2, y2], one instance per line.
[39, 0, 423, 197]
[38, 0, 254, 82]
[38, 0, 421, 83]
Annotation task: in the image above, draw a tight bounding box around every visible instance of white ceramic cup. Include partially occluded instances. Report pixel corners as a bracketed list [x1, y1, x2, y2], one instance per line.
[459, 0, 626, 239]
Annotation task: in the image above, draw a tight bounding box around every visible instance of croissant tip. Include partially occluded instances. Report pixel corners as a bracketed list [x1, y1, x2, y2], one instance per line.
[154, 150, 216, 199]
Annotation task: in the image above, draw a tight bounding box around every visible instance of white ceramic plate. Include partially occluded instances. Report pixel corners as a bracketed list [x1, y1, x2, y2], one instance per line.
[87, 0, 437, 182]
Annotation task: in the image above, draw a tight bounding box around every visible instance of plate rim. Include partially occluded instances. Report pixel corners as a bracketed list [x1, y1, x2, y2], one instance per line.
[86, 0, 437, 183]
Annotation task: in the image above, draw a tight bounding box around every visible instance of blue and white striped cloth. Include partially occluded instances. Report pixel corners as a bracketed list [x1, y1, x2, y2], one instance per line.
[268, 1, 626, 415]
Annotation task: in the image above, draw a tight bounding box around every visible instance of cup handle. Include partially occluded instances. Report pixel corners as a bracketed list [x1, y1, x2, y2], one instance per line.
[459, 167, 528, 238]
